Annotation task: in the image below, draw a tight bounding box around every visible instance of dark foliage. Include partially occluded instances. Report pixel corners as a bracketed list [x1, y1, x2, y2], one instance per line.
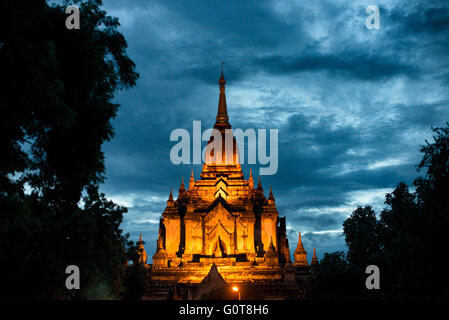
[122, 262, 148, 300]
[0, 0, 140, 299]
[306, 251, 358, 299]
[308, 123, 449, 299]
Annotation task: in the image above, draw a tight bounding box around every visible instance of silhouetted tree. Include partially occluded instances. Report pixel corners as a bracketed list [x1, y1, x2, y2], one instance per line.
[121, 241, 148, 300]
[411, 124, 449, 298]
[377, 182, 418, 297]
[306, 251, 358, 299]
[0, 0, 139, 299]
[308, 123, 449, 299]
[122, 261, 148, 300]
[343, 206, 381, 270]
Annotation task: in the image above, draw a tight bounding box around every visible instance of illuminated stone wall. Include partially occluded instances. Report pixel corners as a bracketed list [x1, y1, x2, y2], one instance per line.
[147, 71, 301, 286]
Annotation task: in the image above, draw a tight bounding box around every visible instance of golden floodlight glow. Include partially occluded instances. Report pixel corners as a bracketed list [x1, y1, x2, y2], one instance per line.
[142, 69, 314, 300]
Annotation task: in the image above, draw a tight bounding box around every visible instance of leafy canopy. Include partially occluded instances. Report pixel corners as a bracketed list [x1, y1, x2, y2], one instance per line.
[0, 0, 139, 299]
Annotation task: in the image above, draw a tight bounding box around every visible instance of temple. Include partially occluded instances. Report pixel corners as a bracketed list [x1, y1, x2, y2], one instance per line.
[140, 68, 318, 299]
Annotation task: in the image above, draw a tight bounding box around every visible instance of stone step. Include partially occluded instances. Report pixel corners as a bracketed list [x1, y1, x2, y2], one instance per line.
[142, 282, 173, 300]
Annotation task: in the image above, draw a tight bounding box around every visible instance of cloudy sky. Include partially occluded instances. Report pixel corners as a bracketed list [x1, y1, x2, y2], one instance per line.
[96, 0, 449, 261]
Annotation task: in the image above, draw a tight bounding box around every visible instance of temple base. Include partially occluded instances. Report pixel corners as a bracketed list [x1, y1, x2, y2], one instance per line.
[144, 261, 310, 300]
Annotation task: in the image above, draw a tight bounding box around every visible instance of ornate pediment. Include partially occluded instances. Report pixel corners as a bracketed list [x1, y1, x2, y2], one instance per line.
[204, 201, 236, 255]
[205, 202, 235, 231]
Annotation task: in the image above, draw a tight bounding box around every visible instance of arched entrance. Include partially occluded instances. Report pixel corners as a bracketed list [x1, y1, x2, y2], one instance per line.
[212, 236, 227, 257]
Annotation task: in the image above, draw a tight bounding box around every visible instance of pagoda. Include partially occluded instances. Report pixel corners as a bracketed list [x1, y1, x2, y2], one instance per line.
[141, 68, 316, 300]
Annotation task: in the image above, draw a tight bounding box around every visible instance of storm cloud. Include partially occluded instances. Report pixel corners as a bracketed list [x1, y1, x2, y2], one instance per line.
[94, 0, 449, 261]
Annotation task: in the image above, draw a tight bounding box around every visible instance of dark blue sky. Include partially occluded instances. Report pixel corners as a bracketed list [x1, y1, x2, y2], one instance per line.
[97, 0, 449, 261]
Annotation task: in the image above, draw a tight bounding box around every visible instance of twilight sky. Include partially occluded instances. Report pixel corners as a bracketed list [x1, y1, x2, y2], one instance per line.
[95, 0, 449, 262]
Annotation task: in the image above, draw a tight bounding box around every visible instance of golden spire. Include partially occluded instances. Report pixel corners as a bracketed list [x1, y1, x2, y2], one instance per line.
[265, 237, 277, 257]
[167, 188, 175, 207]
[215, 62, 230, 129]
[139, 232, 142, 242]
[310, 248, 319, 268]
[294, 232, 306, 254]
[179, 177, 186, 193]
[293, 232, 308, 267]
[257, 176, 263, 191]
[248, 168, 254, 188]
[188, 169, 195, 190]
[268, 185, 275, 205]
[137, 233, 148, 265]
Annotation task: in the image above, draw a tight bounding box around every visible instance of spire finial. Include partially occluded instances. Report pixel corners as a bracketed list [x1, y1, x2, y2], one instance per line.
[248, 168, 254, 188]
[219, 62, 226, 86]
[268, 185, 275, 202]
[294, 232, 308, 266]
[311, 248, 319, 268]
[139, 232, 142, 242]
[216, 64, 229, 127]
[189, 169, 195, 190]
[137, 233, 148, 264]
[167, 188, 175, 207]
[266, 236, 276, 254]
[295, 232, 306, 253]
[256, 176, 264, 194]
[179, 177, 186, 195]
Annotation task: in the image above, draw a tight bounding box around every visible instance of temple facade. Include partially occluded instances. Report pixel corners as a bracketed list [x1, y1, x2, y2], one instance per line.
[139, 69, 318, 300]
